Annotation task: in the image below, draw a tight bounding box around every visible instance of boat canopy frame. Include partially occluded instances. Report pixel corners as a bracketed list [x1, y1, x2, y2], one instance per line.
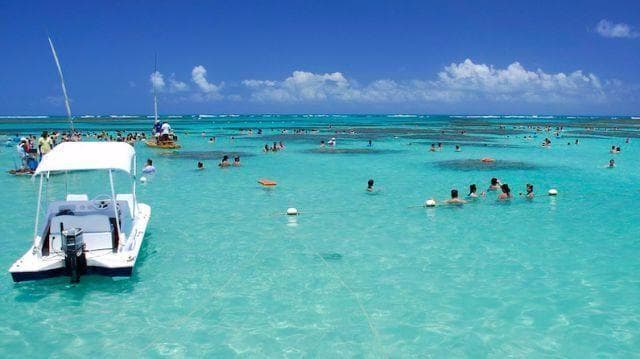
[31, 142, 138, 251]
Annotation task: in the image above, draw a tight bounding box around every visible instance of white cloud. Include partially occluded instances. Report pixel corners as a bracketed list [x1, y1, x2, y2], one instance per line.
[191, 65, 223, 98]
[149, 71, 188, 93]
[241, 59, 609, 105]
[149, 71, 165, 92]
[168, 75, 188, 92]
[595, 19, 639, 39]
[435, 59, 605, 102]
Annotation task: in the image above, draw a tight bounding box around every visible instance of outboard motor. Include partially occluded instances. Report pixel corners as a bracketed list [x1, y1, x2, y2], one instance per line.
[61, 226, 87, 283]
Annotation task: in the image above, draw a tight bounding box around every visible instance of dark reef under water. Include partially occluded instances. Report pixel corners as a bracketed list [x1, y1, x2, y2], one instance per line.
[160, 150, 256, 159]
[433, 159, 539, 171]
[303, 148, 403, 155]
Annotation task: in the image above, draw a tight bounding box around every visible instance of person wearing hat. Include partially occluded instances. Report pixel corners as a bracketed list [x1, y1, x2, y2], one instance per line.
[16, 138, 28, 168]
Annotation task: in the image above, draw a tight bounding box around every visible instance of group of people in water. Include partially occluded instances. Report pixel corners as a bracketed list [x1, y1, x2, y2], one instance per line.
[441, 178, 534, 205]
[263, 142, 285, 152]
[152, 120, 178, 144]
[141, 154, 242, 174]
[429, 143, 462, 152]
[364, 176, 534, 205]
[217, 155, 241, 168]
[10, 131, 57, 174]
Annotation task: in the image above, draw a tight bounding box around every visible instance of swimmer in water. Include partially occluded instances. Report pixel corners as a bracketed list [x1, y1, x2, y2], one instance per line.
[467, 184, 479, 198]
[498, 183, 512, 200]
[233, 156, 241, 166]
[519, 183, 534, 199]
[197, 161, 204, 170]
[368, 140, 372, 147]
[320, 140, 325, 147]
[445, 189, 467, 204]
[142, 159, 156, 174]
[219, 155, 230, 167]
[429, 143, 436, 152]
[488, 177, 501, 191]
[610, 145, 619, 154]
[367, 179, 374, 192]
[608, 159, 615, 168]
[455, 145, 461, 152]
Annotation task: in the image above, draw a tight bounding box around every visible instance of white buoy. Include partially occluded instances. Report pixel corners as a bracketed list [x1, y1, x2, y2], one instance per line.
[548, 189, 558, 196]
[286, 207, 299, 216]
[424, 199, 436, 207]
[140, 176, 147, 183]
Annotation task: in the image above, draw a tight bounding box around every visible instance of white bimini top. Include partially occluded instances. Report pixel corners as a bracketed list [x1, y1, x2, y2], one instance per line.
[34, 142, 135, 175]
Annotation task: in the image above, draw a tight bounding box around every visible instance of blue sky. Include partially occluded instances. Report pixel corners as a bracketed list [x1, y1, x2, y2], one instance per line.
[0, 0, 638, 115]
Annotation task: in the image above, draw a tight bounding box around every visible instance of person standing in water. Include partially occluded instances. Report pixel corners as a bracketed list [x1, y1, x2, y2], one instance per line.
[467, 184, 483, 198]
[498, 183, 512, 200]
[142, 159, 156, 174]
[197, 161, 204, 170]
[38, 131, 53, 159]
[367, 179, 374, 192]
[488, 178, 501, 191]
[608, 159, 615, 168]
[445, 189, 466, 204]
[233, 156, 241, 166]
[520, 184, 534, 199]
[219, 155, 230, 167]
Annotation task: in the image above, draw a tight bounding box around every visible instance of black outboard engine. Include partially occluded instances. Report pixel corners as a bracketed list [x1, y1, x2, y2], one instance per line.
[61, 226, 87, 283]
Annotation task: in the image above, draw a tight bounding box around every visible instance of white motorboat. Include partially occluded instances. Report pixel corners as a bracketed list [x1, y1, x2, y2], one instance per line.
[9, 142, 151, 282]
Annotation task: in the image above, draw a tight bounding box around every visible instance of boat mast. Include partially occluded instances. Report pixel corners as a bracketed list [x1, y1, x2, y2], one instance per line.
[47, 37, 74, 132]
[153, 54, 159, 123]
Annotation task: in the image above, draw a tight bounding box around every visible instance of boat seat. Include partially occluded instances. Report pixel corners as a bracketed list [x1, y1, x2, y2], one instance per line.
[49, 214, 113, 252]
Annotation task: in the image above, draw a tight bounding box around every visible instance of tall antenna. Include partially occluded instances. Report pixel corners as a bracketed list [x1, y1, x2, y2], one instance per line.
[47, 36, 74, 131]
[153, 53, 158, 123]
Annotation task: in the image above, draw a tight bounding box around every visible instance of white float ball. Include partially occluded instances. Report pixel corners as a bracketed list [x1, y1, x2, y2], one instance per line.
[425, 199, 436, 207]
[140, 176, 147, 183]
[548, 189, 558, 196]
[286, 207, 299, 216]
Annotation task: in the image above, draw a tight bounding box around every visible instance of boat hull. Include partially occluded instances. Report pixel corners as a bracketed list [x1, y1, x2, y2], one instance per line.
[145, 140, 181, 149]
[9, 203, 151, 283]
[11, 265, 132, 282]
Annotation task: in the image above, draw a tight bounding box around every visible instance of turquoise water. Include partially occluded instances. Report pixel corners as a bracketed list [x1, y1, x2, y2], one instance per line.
[1, 115, 639, 357]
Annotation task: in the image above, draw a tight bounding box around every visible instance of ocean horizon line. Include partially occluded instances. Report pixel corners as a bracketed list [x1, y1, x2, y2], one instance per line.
[0, 113, 638, 119]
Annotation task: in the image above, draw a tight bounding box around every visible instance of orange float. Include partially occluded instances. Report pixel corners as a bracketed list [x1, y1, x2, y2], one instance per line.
[258, 179, 277, 186]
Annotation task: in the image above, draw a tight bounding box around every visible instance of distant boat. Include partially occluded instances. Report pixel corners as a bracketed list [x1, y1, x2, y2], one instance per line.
[146, 56, 181, 149]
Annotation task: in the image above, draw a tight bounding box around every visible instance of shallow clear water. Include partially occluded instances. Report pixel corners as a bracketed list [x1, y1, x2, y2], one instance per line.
[1, 115, 639, 357]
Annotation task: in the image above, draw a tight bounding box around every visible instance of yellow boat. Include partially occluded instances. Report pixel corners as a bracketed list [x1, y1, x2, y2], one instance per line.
[145, 139, 181, 149]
